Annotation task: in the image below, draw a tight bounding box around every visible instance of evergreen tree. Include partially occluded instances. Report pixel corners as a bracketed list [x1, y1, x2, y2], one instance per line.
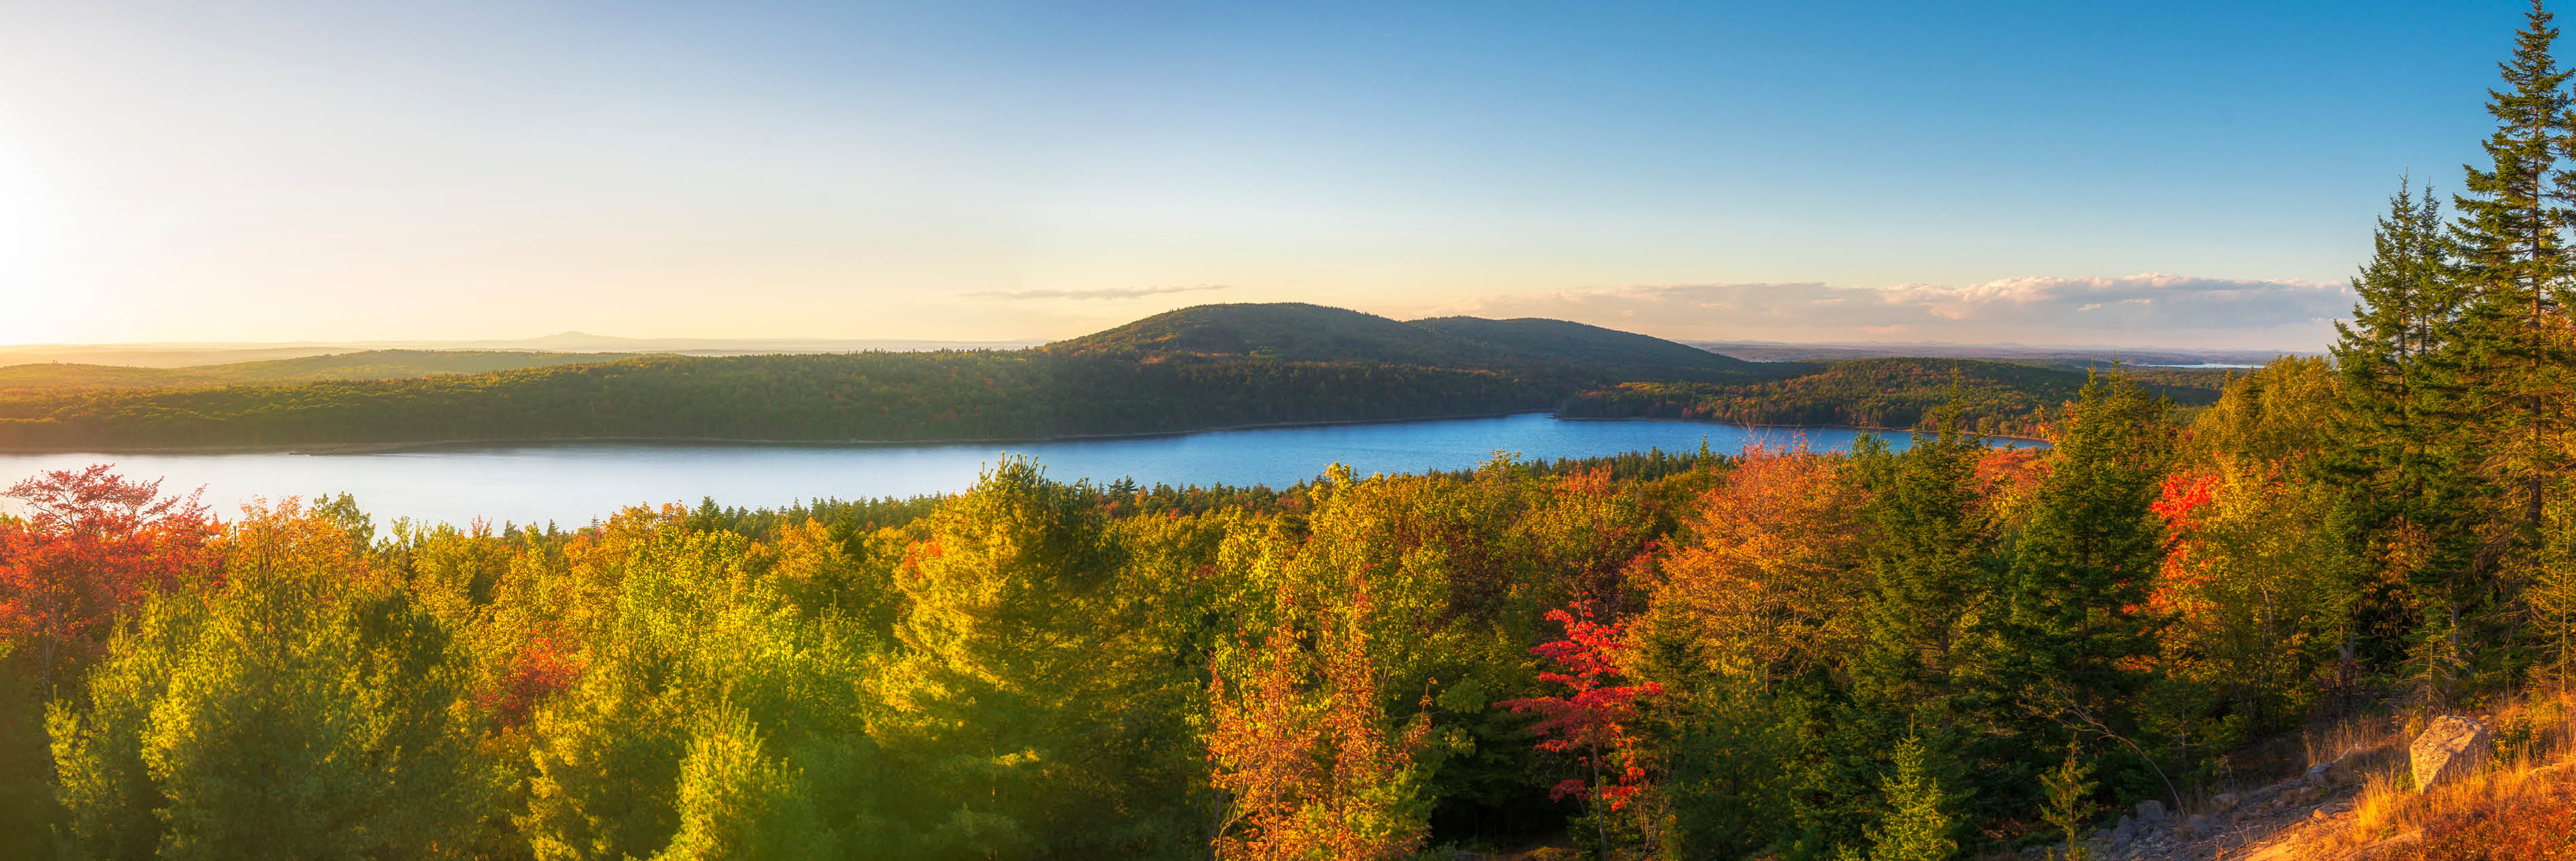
[2329, 180, 2480, 672]
[1841, 735, 1956, 861]
[1986, 374, 2171, 799]
[2452, 0, 2576, 569]
[1853, 415, 1996, 715]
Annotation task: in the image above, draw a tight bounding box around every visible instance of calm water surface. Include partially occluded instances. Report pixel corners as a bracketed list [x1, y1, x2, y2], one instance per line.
[0, 414, 1988, 530]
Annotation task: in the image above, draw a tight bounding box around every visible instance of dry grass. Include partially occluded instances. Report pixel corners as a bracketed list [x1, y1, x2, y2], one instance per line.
[2299, 708, 2407, 774]
[2287, 693, 2576, 859]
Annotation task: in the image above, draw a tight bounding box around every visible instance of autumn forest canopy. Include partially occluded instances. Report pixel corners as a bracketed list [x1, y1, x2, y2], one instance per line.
[22, 6, 2576, 861]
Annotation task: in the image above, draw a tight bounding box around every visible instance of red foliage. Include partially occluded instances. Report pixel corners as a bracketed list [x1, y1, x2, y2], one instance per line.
[0, 464, 219, 682]
[1498, 601, 1663, 812]
[2145, 470, 2221, 614]
[478, 631, 586, 729]
[2148, 471, 2219, 532]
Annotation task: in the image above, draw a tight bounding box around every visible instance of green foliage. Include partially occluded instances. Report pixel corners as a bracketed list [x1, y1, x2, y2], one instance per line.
[2039, 744, 2095, 860]
[50, 509, 498, 859]
[1846, 736, 1956, 861]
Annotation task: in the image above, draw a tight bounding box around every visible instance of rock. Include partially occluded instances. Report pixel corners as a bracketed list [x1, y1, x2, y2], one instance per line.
[2411, 715, 2493, 792]
[2181, 814, 2212, 838]
[2136, 799, 2167, 822]
[2211, 792, 2239, 814]
[2301, 749, 2362, 786]
[2113, 816, 2139, 845]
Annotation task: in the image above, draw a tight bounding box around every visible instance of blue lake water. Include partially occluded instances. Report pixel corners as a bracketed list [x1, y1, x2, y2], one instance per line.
[0, 414, 2000, 531]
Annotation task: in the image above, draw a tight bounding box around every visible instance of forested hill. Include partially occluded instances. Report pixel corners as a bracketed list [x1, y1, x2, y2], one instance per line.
[1559, 357, 2226, 438]
[0, 304, 2217, 450]
[1042, 302, 1760, 379]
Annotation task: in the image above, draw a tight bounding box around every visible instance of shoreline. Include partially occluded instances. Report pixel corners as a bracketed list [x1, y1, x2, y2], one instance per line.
[1550, 414, 2052, 446]
[0, 410, 1536, 456]
[0, 411, 2048, 456]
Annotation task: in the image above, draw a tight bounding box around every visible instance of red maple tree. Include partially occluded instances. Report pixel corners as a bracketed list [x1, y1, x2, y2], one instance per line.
[478, 630, 587, 729]
[0, 464, 220, 685]
[1498, 600, 1663, 856]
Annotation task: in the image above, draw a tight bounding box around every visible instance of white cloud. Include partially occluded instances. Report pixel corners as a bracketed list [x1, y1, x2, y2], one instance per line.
[1439, 273, 2353, 349]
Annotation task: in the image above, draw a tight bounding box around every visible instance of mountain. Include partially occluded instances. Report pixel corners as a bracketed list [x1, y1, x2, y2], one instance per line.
[1044, 302, 1756, 380]
[1043, 303, 1476, 365]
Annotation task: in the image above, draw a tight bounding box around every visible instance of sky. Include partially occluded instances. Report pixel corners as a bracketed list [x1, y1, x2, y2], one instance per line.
[0, 1, 2540, 350]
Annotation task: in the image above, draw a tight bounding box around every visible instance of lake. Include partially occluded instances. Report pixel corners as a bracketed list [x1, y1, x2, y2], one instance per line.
[0, 414, 1991, 531]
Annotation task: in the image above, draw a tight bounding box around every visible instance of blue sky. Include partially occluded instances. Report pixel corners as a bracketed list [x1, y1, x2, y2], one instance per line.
[0, 0, 2535, 348]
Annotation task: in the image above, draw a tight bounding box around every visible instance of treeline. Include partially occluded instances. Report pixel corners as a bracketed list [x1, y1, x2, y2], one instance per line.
[1558, 357, 2224, 438]
[0, 353, 1554, 449]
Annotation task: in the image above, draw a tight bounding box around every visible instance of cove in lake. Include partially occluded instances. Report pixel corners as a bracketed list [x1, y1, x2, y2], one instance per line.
[0, 414, 2020, 532]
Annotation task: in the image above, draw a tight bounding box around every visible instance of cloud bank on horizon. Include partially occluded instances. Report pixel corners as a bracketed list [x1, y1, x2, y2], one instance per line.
[1443, 273, 2352, 351]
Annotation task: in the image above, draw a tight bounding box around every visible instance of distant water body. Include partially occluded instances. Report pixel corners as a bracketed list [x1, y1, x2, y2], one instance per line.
[0, 414, 2030, 532]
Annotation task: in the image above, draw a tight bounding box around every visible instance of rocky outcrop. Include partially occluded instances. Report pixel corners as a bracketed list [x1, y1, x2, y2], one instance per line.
[2409, 715, 2491, 792]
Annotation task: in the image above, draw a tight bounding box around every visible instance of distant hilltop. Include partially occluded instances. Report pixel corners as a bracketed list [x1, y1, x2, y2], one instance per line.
[1041, 302, 1761, 379]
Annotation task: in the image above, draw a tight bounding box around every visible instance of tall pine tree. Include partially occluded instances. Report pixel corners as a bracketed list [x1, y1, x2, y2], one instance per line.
[2453, 0, 2576, 561]
[1987, 374, 2171, 783]
[2438, 0, 2576, 694]
[2331, 180, 2478, 669]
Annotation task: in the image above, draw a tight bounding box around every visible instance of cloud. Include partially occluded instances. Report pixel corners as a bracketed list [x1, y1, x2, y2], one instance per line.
[1443, 273, 2355, 349]
[967, 284, 1229, 301]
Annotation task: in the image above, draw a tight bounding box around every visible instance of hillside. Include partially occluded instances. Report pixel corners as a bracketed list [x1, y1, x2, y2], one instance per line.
[0, 350, 636, 393]
[1043, 303, 1472, 365]
[1407, 315, 1763, 376]
[1045, 302, 1760, 382]
[1558, 357, 2221, 437]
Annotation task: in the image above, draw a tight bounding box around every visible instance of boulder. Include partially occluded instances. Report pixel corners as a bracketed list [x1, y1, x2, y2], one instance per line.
[2182, 814, 2213, 837]
[2410, 715, 2493, 792]
[2210, 792, 2239, 814]
[2136, 799, 2167, 822]
[2113, 816, 2139, 845]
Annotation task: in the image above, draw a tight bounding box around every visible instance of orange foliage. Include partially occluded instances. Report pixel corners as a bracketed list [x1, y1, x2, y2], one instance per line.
[1208, 580, 1433, 860]
[1650, 443, 1868, 681]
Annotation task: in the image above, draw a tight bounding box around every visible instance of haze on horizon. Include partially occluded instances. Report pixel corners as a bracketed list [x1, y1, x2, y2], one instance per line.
[0, 1, 2526, 351]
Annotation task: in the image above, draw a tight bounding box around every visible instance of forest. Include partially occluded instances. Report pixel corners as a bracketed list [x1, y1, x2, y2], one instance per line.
[1555, 358, 2224, 439]
[12, 5, 2576, 861]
